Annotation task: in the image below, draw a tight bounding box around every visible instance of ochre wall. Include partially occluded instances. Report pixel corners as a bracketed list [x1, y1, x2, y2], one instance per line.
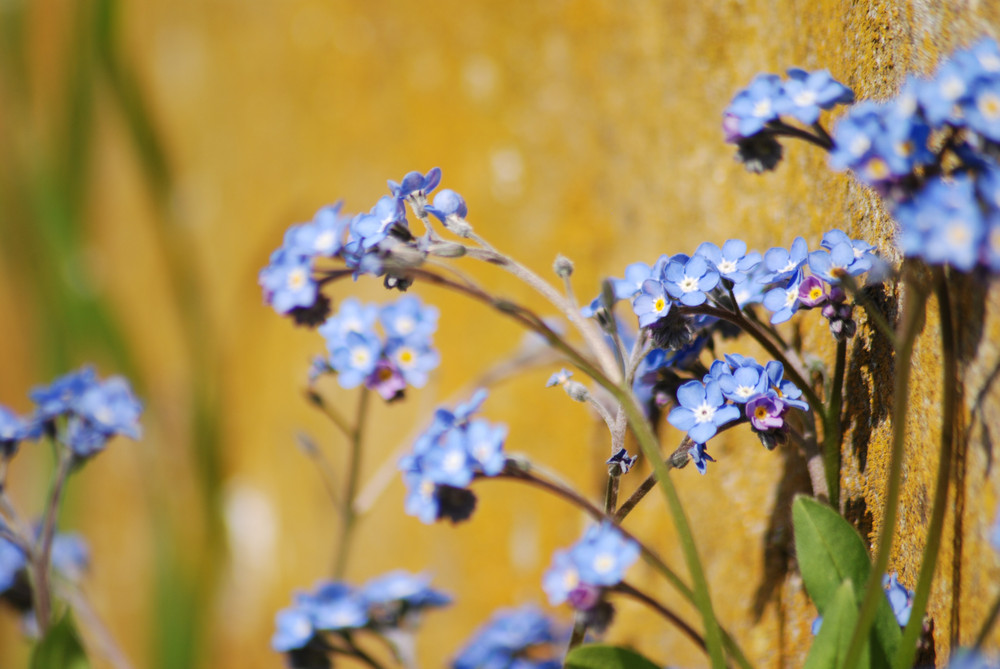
[0, 1, 999, 667]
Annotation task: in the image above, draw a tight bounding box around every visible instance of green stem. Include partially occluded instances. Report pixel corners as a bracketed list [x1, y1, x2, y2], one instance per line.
[842, 264, 929, 669]
[333, 389, 370, 579]
[823, 338, 847, 509]
[404, 267, 745, 669]
[305, 389, 354, 439]
[894, 268, 956, 669]
[973, 590, 1000, 650]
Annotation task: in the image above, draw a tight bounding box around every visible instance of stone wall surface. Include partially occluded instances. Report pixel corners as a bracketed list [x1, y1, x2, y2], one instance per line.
[0, 1, 999, 667]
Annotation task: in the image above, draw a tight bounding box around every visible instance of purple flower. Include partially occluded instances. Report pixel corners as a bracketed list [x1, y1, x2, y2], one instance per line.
[667, 380, 740, 444]
[746, 395, 786, 431]
[364, 358, 407, 401]
[797, 275, 828, 307]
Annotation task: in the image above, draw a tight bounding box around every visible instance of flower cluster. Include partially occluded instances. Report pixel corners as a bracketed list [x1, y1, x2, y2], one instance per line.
[452, 606, 563, 669]
[313, 296, 440, 401]
[259, 168, 472, 323]
[399, 390, 508, 524]
[827, 37, 1000, 272]
[724, 69, 853, 172]
[667, 354, 809, 469]
[0, 366, 142, 460]
[542, 522, 639, 626]
[272, 571, 450, 665]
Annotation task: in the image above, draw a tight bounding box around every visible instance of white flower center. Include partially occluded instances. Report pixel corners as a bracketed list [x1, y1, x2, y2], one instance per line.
[314, 230, 336, 253]
[288, 268, 306, 290]
[693, 401, 716, 423]
[942, 76, 965, 101]
[784, 288, 798, 308]
[978, 92, 1000, 120]
[752, 98, 772, 118]
[735, 385, 755, 399]
[718, 259, 737, 274]
[793, 90, 817, 106]
[395, 316, 416, 335]
[849, 134, 871, 157]
[350, 347, 371, 367]
[593, 553, 615, 574]
[679, 276, 699, 293]
[946, 220, 971, 246]
[442, 450, 465, 473]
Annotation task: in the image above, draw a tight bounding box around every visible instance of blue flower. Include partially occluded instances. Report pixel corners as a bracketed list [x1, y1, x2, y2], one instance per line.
[821, 229, 877, 273]
[0, 405, 39, 455]
[892, 174, 985, 271]
[271, 607, 315, 653]
[808, 241, 862, 283]
[302, 581, 369, 631]
[388, 167, 442, 202]
[882, 573, 913, 627]
[611, 262, 655, 300]
[716, 362, 768, 403]
[688, 441, 716, 475]
[361, 570, 451, 623]
[30, 366, 98, 422]
[385, 337, 440, 389]
[546, 369, 573, 387]
[567, 522, 639, 587]
[541, 549, 581, 606]
[664, 254, 720, 307]
[258, 248, 317, 315]
[329, 330, 383, 388]
[991, 505, 1000, 552]
[694, 239, 761, 284]
[918, 57, 974, 126]
[452, 606, 562, 669]
[50, 532, 89, 582]
[775, 68, 854, 124]
[0, 535, 26, 594]
[75, 376, 143, 441]
[465, 419, 507, 477]
[760, 237, 809, 284]
[725, 73, 785, 138]
[631, 279, 672, 327]
[765, 361, 809, 411]
[426, 189, 468, 225]
[763, 271, 804, 324]
[380, 296, 439, 339]
[667, 380, 740, 444]
[351, 196, 408, 249]
[309, 203, 351, 257]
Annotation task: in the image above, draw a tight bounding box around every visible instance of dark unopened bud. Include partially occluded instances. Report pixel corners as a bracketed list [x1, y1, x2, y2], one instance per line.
[735, 133, 783, 173]
[435, 485, 477, 523]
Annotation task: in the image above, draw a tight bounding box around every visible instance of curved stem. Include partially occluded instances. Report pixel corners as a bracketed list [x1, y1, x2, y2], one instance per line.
[613, 581, 707, 653]
[33, 448, 75, 635]
[334, 389, 370, 579]
[842, 263, 929, 669]
[764, 120, 834, 150]
[894, 268, 956, 669]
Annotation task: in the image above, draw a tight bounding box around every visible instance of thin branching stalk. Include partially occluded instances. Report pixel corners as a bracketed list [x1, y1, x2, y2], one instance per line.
[823, 337, 847, 509]
[614, 581, 707, 653]
[842, 263, 929, 669]
[894, 268, 956, 669]
[33, 448, 75, 635]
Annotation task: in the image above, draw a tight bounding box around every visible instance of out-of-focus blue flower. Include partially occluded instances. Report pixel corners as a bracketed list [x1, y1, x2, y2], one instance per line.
[0, 405, 39, 455]
[808, 241, 863, 283]
[882, 573, 913, 627]
[364, 358, 408, 401]
[990, 505, 1000, 552]
[329, 330, 382, 388]
[821, 229, 877, 274]
[465, 420, 507, 477]
[570, 523, 640, 587]
[695, 239, 762, 284]
[75, 376, 143, 441]
[30, 367, 98, 422]
[667, 380, 740, 444]
[386, 338, 440, 389]
[725, 73, 785, 139]
[271, 607, 315, 653]
[892, 174, 985, 271]
[361, 570, 451, 621]
[51, 532, 89, 582]
[380, 296, 439, 340]
[632, 279, 672, 327]
[664, 254, 720, 307]
[318, 297, 379, 346]
[946, 649, 1000, 669]
[259, 248, 317, 315]
[546, 369, 573, 388]
[304, 581, 369, 631]
[352, 196, 408, 249]
[775, 68, 854, 124]
[0, 536, 26, 594]
[452, 606, 562, 669]
[541, 549, 580, 606]
[763, 271, 804, 324]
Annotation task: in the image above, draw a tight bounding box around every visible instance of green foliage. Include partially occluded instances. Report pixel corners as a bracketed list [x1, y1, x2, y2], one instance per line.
[792, 496, 901, 669]
[564, 644, 661, 669]
[30, 612, 92, 669]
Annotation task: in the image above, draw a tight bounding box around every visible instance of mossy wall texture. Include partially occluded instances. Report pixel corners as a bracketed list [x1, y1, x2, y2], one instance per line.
[1, 1, 999, 668]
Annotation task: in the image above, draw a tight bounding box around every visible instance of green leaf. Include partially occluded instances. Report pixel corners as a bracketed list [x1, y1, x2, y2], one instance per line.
[804, 579, 858, 669]
[565, 644, 661, 669]
[30, 612, 91, 669]
[792, 496, 902, 667]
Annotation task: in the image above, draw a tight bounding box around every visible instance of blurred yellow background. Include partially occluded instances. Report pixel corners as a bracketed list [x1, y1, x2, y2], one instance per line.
[1, 1, 999, 668]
